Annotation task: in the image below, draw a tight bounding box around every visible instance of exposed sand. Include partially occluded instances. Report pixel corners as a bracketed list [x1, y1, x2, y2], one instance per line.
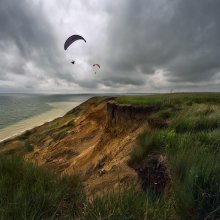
[0, 101, 81, 142]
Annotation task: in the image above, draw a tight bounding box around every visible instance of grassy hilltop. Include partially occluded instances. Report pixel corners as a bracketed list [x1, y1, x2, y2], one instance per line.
[0, 93, 220, 219]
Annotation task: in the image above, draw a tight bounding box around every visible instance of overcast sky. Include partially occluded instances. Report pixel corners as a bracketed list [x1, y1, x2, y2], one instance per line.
[0, 0, 220, 93]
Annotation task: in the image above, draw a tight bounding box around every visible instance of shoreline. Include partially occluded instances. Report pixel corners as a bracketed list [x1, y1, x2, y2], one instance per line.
[0, 101, 82, 143]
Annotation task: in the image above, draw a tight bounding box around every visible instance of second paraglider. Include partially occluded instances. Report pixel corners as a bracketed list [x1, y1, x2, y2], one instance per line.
[93, 64, 100, 74]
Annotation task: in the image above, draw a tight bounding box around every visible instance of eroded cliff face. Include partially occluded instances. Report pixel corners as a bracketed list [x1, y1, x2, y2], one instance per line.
[62, 100, 163, 195]
[8, 97, 162, 195]
[105, 101, 160, 135]
[107, 101, 160, 123]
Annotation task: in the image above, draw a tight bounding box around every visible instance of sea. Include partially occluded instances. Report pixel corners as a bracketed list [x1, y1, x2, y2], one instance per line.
[0, 93, 93, 141]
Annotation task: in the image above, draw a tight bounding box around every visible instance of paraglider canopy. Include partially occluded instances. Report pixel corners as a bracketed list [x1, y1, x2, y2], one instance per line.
[64, 35, 86, 50]
[92, 64, 101, 74]
[93, 64, 100, 68]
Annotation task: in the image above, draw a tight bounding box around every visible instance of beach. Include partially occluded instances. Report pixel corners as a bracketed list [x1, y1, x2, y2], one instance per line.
[0, 101, 81, 142]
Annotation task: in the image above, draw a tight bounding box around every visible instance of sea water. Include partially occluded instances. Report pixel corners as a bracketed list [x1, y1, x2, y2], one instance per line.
[0, 93, 92, 141]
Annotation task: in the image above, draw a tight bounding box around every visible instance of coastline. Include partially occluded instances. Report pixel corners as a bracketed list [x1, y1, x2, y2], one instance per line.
[0, 101, 81, 142]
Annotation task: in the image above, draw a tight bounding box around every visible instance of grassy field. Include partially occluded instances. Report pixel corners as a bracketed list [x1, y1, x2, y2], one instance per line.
[124, 93, 220, 219]
[116, 93, 220, 106]
[0, 93, 220, 219]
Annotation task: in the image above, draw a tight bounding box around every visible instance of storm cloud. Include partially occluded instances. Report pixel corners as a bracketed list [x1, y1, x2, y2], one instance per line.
[0, 0, 220, 93]
[0, 0, 75, 92]
[103, 0, 220, 85]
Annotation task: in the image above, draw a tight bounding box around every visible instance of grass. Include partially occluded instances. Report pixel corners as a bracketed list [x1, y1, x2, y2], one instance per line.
[157, 109, 173, 119]
[0, 156, 175, 219]
[0, 156, 85, 219]
[130, 126, 220, 219]
[67, 105, 82, 116]
[171, 104, 220, 133]
[116, 93, 220, 106]
[0, 140, 26, 156]
[127, 94, 220, 219]
[83, 188, 175, 220]
[92, 96, 113, 105]
[116, 95, 174, 107]
[129, 130, 166, 165]
[165, 132, 220, 219]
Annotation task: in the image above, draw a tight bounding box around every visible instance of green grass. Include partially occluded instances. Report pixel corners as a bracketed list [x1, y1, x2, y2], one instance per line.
[116, 93, 220, 107]
[131, 127, 220, 219]
[157, 109, 173, 119]
[116, 95, 174, 107]
[129, 130, 166, 165]
[0, 156, 85, 219]
[171, 104, 220, 133]
[83, 188, 175, 220]
[66, 105, 83, 116]
[128, 94, 220, 219]
[0, 157, 176, 219]
[0, 141, 27, 157]
[165, 132, 220, 219]
[92, 96, 112, 105]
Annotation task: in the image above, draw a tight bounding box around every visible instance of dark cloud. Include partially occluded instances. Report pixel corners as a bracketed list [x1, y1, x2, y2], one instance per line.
[0, 0, 53, 58]
[0, 0, 73, 86]
[0, 1, 51, 69]
[103, 0, 220, 86]
[101, 74, 146, 88]
[0, 0, 219, 92]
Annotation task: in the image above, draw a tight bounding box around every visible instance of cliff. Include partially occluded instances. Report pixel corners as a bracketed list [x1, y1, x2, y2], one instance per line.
[107, 101, 159, 123]
[106, 101, 160, 134]
[0, 96, 163, 195]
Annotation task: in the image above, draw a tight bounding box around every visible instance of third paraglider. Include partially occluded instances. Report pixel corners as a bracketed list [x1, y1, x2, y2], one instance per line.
[93, 64, 100, 74]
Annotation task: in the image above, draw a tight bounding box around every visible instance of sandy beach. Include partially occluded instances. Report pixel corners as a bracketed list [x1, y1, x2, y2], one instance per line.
[0, 101, 81, 142]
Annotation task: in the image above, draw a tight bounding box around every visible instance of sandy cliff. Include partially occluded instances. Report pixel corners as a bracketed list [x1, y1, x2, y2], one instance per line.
[1, 97, 162, 195]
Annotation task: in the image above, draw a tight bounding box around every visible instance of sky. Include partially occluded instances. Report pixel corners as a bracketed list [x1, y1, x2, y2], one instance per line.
[0, 0, 220, 93]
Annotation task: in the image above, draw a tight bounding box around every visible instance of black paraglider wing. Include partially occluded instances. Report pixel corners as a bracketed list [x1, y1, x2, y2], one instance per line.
[64, 35, 86, 50]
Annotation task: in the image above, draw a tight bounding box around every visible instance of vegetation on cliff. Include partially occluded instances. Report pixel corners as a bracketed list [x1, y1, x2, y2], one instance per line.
[0, 93, 220, 219]
[129, 106, 220, 219]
